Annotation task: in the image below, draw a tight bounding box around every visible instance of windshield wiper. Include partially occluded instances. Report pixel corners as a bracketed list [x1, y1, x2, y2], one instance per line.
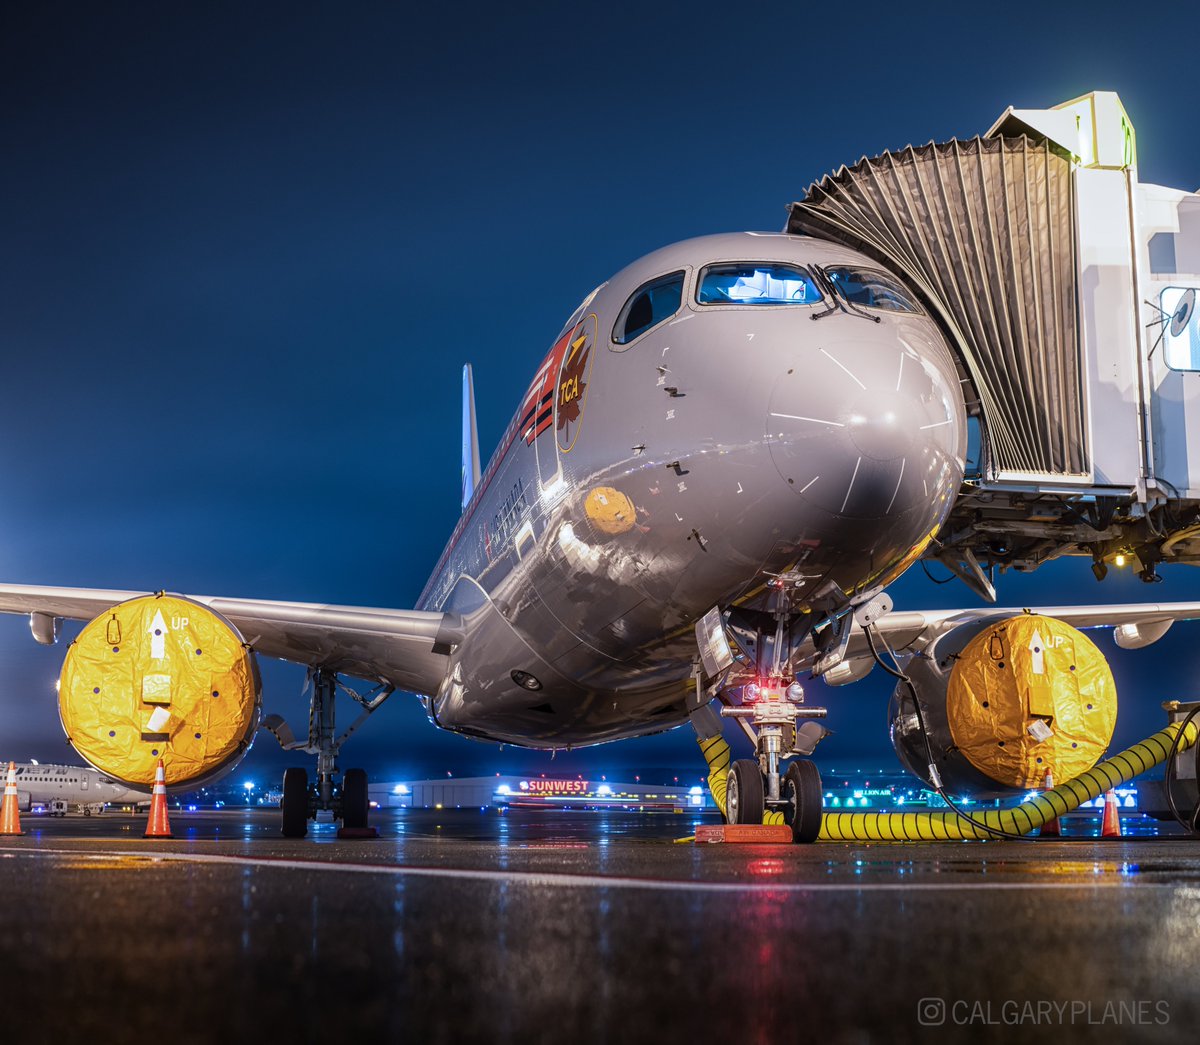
[810, 266, 881, 324]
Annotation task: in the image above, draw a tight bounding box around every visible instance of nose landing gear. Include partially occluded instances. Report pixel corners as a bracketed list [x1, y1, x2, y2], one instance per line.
[691, 585, 831, 843]
[719, 683, 827, 842]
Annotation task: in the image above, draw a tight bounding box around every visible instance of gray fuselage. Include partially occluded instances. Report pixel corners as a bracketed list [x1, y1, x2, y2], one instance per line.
[417, 232, 966, 749]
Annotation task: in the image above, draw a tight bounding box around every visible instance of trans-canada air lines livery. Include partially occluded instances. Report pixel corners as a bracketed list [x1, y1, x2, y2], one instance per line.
[5, 90, 1200, 839]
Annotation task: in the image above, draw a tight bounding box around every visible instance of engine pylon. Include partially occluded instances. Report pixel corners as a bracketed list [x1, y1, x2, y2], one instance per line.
[1039, 769, 1061, 837]
[1100, 790, 1122, 838]
[1, 762, 23, 836]
[144, 760, 174, 839]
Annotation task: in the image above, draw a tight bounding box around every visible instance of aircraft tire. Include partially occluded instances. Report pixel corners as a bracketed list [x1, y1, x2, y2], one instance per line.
[341, 768, 369, 829]
[281, 767, 309, 838]
[727, 759, 764, 825]
[784, 759, 823, 844]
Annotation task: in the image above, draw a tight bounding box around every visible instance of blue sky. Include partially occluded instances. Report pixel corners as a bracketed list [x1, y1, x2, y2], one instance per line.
[2, 1, 1198, 782]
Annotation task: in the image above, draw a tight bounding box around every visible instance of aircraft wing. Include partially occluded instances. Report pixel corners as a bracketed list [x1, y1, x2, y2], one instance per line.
[819, 601, 1200, 678]
[0, 584, 461, 696]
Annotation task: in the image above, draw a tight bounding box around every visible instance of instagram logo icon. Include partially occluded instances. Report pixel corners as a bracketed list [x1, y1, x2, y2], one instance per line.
[918, 998, 947, 1025]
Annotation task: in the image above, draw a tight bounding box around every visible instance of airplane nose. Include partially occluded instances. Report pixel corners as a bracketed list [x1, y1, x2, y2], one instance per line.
[766, 335, 964, 522]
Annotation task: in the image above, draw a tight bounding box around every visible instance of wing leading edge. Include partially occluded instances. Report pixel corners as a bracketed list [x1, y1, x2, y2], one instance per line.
[811, 601, 1200, 680]
[0, 584, 461, 697]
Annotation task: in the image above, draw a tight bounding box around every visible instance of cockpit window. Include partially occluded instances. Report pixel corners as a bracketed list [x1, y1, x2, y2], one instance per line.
[824, 266, 921, 314]
[696, 263, 821, 306]
[613, 271, 684, 345]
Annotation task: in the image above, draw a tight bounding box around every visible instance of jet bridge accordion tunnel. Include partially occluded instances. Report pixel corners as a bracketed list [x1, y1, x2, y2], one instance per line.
[789, 135, 1086, 479]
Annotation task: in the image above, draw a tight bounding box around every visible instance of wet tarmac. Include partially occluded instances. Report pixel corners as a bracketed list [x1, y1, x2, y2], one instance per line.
[1, 806, 1198, 1043]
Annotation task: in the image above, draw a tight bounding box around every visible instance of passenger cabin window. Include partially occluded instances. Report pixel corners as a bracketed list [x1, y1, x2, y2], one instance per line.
[613, 271, 684, 345]
[824, 266, 921, 314]
[696, 263, 821, 305]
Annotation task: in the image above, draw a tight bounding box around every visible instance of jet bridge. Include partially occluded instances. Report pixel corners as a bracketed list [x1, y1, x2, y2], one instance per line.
[789, 91, 1200, 593]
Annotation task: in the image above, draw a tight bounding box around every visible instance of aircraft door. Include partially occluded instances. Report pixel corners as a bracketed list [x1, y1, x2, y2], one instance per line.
[81, 771, 89, 791]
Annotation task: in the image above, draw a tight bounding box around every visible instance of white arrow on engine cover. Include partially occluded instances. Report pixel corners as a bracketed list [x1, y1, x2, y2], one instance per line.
[149, 610, 168, 660]
[1029, 629, 1045, 675]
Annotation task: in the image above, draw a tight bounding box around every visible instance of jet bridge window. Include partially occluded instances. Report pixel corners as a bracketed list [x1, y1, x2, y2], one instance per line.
[696, 262, 821, 305]
[1161, 287, 1200, 371]
[613, 271, 684, 345]
[824, 266, 921, 314]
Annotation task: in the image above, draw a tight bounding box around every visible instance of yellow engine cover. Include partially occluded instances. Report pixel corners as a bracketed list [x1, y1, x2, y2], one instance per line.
[947, 614, 1116, 788]
[58, 594, 261, 789]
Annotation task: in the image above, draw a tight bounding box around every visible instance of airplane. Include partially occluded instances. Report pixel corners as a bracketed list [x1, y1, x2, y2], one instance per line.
[2, 760, 144, 815]
[2, 90, 1200, 840]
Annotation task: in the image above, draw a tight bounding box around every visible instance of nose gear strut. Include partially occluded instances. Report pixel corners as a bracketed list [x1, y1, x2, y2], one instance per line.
[690, 575, 831, 842]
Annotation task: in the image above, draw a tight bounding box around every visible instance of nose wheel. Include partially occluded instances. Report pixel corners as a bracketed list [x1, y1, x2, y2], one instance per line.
[726, 759, 765, 825]
[783, 759, 823, 843]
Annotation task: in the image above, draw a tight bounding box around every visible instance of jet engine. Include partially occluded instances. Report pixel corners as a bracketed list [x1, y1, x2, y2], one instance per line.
[58, 594, 261, 790]
[890, 614, 1117, 795]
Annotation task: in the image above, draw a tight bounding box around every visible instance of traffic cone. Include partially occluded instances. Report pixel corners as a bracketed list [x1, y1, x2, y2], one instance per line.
[144, 759, 174, 839]
[1, 761, 23, 836]
[1100, 789, 1122, 838]
[1039, 769, 1061, 837]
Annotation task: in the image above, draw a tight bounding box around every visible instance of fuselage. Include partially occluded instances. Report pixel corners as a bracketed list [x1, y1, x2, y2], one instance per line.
[416, 232, 967, 748]
[6, 761, 144, 810]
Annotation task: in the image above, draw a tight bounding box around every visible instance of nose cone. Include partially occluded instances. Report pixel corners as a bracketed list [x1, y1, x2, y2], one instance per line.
[767, 330, 964, 524]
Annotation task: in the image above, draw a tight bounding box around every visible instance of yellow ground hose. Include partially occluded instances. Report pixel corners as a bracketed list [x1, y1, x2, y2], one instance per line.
[688, 720, 1197, 842]
[697, 733, 730, 817]
[819, 719, 1198, 842]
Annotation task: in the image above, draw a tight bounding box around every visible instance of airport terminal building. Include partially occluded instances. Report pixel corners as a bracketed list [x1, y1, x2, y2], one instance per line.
[369, 776, 713, 811]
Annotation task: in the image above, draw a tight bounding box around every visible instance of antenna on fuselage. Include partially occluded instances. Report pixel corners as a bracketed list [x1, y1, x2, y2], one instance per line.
[461, 363, 482, 510]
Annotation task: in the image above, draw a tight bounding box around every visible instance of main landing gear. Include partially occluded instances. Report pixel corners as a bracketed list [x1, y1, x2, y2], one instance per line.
[262, 667, 393, 839]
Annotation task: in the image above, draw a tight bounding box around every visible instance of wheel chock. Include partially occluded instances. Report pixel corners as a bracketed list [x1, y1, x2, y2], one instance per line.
[694, 824, 793, 844]
[336, 826, 379, 839]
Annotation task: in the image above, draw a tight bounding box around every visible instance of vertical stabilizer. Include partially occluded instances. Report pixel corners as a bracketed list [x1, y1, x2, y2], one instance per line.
[461, 364, 482, 510]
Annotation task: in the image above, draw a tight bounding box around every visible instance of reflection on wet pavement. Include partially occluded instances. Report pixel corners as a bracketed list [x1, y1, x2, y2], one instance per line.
[1, 808, 1198, 1042]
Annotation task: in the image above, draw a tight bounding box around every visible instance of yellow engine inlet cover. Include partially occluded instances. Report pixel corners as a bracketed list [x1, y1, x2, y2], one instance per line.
[58, 594, 261, 789]
[947, 614, 1116, 789]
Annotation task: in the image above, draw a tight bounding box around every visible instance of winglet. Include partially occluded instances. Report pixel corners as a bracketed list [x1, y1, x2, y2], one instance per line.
[461, 364, 482, 510]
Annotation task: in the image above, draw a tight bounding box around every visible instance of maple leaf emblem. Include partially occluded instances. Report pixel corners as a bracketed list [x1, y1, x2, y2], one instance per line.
[556, 333, 590, 430]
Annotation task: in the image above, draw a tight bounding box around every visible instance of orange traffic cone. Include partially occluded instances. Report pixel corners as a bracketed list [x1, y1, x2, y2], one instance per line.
[1039, 769, 1061, 837]
[1100, 789, 1122, 838]
[1, 761, 23, 836]
[144, 759, 174, 839]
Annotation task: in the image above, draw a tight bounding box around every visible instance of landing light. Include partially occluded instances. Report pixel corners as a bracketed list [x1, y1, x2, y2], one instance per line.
[497, 784, 511, 795]
[1114, 553, 1127, 567]
[393, 784, 409, 795]
[597, 784, 613, 796]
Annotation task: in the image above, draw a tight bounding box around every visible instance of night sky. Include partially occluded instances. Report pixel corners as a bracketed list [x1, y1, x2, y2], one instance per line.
[2, 1, 1198, 785]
